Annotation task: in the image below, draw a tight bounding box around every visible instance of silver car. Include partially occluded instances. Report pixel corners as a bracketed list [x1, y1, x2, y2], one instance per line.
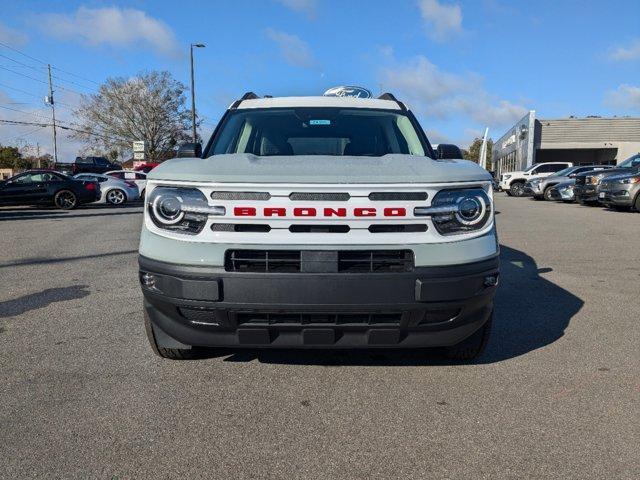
[73, 173, 139, 205]
[525, 165, 613, 200]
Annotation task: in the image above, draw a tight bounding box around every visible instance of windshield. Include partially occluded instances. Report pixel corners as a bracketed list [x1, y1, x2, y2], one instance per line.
[206, 108, 430, 158]
[617, 153, 640, 169]
[552, 166, 575, 177]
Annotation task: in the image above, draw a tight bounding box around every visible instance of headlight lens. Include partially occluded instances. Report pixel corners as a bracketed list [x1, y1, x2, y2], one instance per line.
[147, 187, 218, 235]
[587, 174, 605, 185]
[415, 188, 492, 235]
[620, 176, 640, 184]
[503, 174, 511, 180]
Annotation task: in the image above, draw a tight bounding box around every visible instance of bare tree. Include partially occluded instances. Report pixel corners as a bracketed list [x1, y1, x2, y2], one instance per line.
[72, 71, 193, 161]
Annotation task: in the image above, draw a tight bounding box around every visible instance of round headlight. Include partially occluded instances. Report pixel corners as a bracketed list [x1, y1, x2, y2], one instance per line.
[147, 186, 209, 234]
[152, 193, 185, 225]
[456, 196, 485, 225]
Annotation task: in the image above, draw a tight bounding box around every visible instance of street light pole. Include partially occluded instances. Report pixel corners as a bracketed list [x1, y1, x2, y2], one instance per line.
[190, 43, 205, 144]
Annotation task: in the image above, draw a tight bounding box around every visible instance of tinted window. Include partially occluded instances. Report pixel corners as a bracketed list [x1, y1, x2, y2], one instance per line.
[209, 108, 428, 157]
[109, 172, 125, 179]
[617, 154, 640, 168]
[93, 157, 109, 166]
[135, 173, 146, 180]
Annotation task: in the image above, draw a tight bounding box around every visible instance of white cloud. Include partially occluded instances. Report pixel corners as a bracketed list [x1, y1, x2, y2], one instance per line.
[36, 7, 182, 58]
[265, 28, 315, 68]
[417, 0, 463, 41]
[0, 21, 28, 47]
[608, 39, 640, 61]
[605, 84, 640, 112]
[275, 0, 317, 19]
[380, 55, 528, 128]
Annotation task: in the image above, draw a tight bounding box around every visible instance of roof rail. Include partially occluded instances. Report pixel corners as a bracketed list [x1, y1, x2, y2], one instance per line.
[230, 91, 260, 109]
[378, 92, 407, 111]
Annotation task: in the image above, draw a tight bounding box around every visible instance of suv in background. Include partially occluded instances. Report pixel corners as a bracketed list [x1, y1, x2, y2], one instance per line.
[574, 153, 640, 204]
[598, 171, 640, 211]
[499, 162, 572, 197]
[68, 156, 121, 175]
[525, 165, 613, 200]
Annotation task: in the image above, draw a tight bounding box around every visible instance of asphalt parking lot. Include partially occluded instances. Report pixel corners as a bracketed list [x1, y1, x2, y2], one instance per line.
[0, 196, 638, 479]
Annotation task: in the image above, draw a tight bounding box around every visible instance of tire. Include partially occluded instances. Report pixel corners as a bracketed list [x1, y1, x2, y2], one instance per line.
[54, 190, 78, 210]
[543, 187, 555, 201]
[634, 193, 640, 212]
[509, 182, 525, 197]
[144, 311, 201, 360]
[106, 188, 126, 205]
[445, 313, 492, 361]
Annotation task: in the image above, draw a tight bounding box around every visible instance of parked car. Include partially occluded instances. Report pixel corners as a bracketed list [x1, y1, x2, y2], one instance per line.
[73, 173, 139, 205]
[499, 162, 573, 197]
[574, 153, 640, 204]
[106, 170, 147, 196]
[525, 165, 613, 200]
[547, 180, 576, 202]
[0, 170, 99, 209]
[597, 172, 640, 211]
[133, 162, 160, 173]
[65, 156, 122, 175]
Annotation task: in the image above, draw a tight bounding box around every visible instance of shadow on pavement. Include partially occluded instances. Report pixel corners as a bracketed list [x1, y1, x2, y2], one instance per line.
[0, 205, 142, 221]
[199, 244, 583, 366]
[0, 285, 90, 318]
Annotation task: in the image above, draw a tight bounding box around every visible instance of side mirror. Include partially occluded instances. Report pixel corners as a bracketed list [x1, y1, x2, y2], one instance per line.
[177, 142, 202, 158]
[436, 144, 463, 160]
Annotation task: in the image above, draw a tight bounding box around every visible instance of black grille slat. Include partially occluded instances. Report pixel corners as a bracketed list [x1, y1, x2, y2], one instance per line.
[289, 192, 350, 201]
[369, 192, 428, 201]
[289, 225, 350, 233]
[211, 224, 271, 232]
[368, 224, 428, 233]
[236, 312, 402, 326]
[225, 249, 414, 273]
[211, 191, 271, 200]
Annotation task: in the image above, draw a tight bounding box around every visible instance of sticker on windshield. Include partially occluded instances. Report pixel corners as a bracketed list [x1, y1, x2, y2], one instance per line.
[309, 119, 331, 125]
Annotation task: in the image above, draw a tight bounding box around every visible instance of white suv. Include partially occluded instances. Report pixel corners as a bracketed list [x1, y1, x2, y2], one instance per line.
[499, 162, 572, 197]
[138, 90, 499, 361]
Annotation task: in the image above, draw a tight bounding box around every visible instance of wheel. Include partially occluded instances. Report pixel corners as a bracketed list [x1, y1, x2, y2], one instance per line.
[634, 193, 640, 212]
[445, 313, 492, 361]
[509, 182, 525, 197]
[54, 190, 78, 210]
[543, 187, 555, 201]
[144, 311, 200, 360]
[106, 189, 126, 205]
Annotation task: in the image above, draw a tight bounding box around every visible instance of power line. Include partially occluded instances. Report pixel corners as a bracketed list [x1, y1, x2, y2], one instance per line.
[0, 118, 130, 143]
[0, 41, 47, 65]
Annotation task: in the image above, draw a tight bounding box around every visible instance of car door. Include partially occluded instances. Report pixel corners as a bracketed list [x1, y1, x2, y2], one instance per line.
[0, 173, 47, 205]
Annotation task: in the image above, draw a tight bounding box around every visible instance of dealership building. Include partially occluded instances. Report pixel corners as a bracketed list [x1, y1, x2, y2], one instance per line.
[493, 111, 640, 176]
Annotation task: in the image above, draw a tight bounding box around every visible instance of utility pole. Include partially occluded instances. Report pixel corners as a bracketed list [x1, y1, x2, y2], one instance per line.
[46, 64, 59, 167]
[190, 43, 205, 144]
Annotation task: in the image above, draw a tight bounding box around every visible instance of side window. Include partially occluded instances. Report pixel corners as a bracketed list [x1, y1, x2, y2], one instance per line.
[109, 172, 125, 179]
[124, 172, 136, 180]
[12, 174, 33, 184]
[135, 173, 146, 180]
[94, 157, 109, 166]
[632, 157, 640, 167]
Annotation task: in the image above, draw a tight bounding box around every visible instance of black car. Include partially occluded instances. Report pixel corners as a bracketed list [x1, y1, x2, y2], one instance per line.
[574, 153, 640, 204]
[0, 170, 100, 209]
[59, 156, 122, 175]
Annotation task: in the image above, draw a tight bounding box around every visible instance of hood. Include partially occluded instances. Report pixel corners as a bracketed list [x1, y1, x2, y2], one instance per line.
[148, 154, 492, 184]
[577, 167, 632, 179]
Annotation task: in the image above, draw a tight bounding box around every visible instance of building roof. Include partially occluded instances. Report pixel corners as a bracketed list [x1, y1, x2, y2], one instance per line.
[538, 117, 640, 143]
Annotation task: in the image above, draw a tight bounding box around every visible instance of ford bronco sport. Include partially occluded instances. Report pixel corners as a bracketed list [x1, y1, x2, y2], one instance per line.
[139, 90, 499, 361]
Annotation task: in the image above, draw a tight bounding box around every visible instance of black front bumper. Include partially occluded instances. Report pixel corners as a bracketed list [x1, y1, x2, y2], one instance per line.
[140, 254, 499, 349]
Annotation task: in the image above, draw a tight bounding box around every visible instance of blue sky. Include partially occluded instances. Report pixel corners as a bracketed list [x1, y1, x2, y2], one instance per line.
[1, 0, 639, 159]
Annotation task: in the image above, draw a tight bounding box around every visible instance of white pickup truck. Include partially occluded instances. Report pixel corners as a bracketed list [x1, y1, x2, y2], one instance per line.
[138, 90, 499, 361]
[499, 162, 572, 196]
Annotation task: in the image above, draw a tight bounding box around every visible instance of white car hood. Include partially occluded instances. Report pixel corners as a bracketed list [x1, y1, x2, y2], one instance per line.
[148, 154, 492, 184]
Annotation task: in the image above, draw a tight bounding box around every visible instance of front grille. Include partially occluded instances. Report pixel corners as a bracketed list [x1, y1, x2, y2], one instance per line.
[338, 250, 414, 273]
[289, 225, 350, 233]
[225, 250, 301, 272]
[211, 191, 271, 200]
[236, 312, 402, 326]
[212, 224, 271, 233]
[368, 192, 428, 201]
[368, 224, 427, 233]
[225, 249, 414, 273]
[289, 192, 350, 201]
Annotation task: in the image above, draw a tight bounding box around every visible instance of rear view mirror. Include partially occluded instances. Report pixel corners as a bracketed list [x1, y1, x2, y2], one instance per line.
[436, 144, 463, 160]
[177, 142, 202, 158]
